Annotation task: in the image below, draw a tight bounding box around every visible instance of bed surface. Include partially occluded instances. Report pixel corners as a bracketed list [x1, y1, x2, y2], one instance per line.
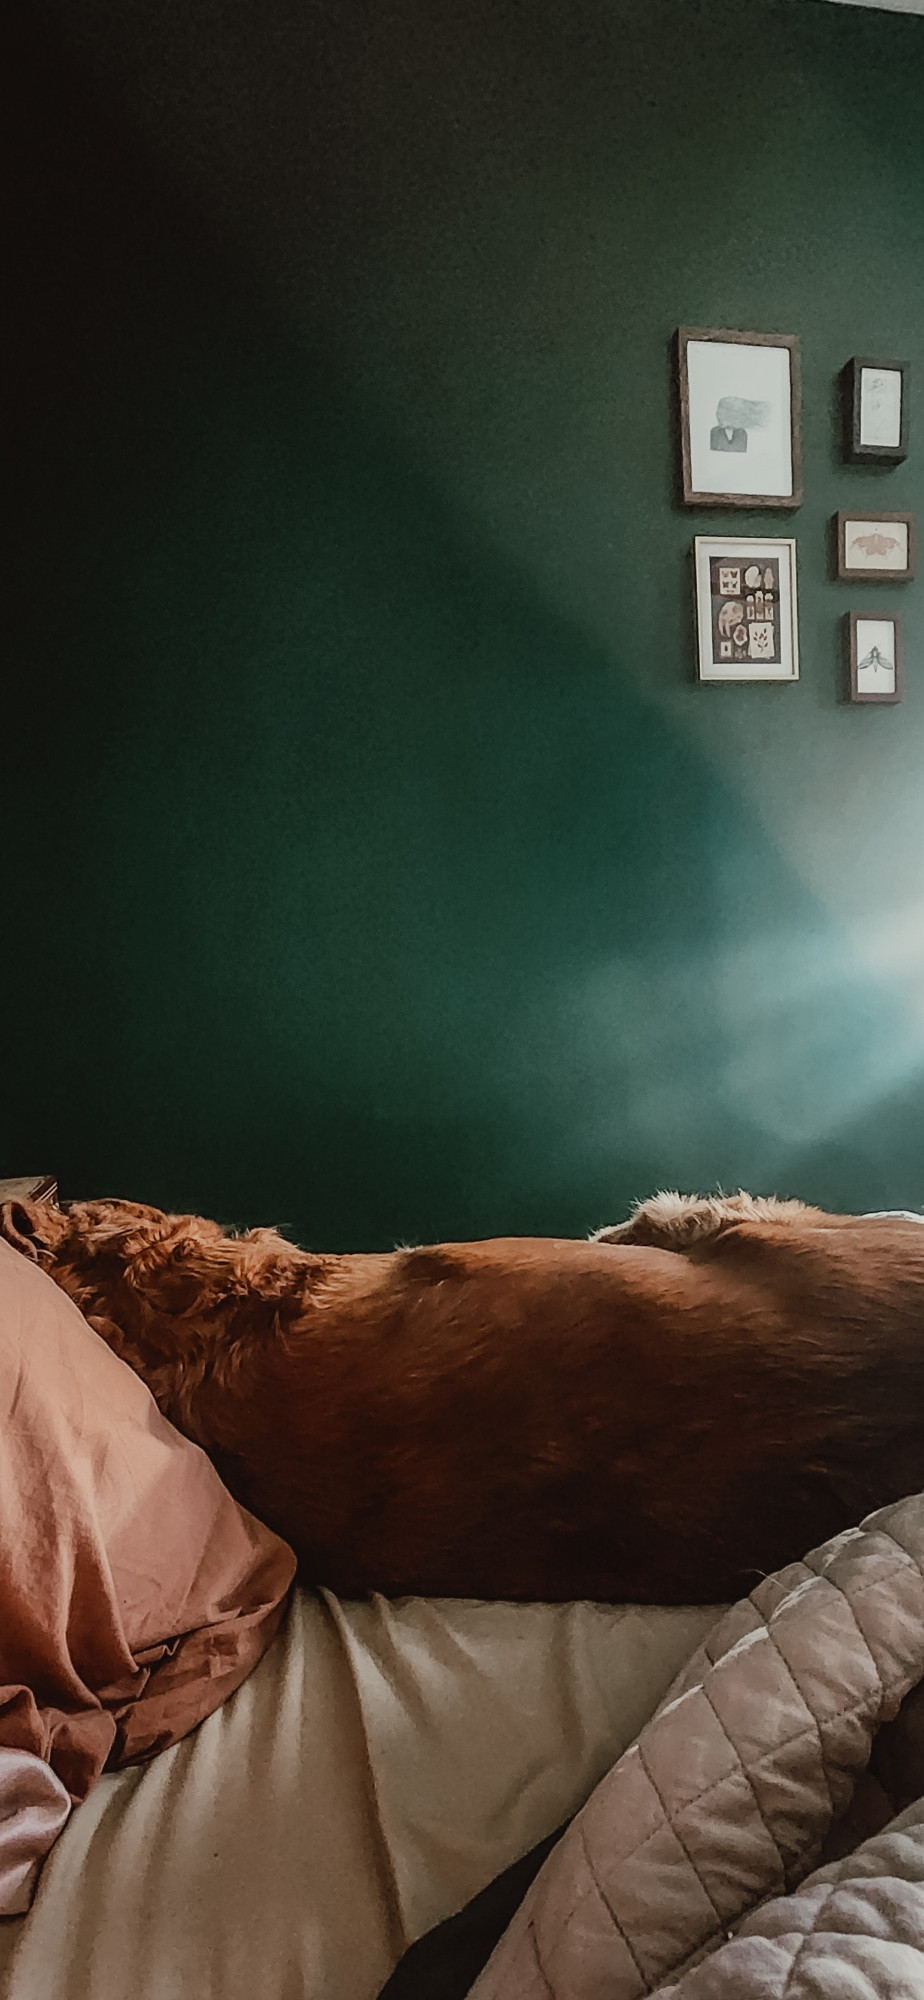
[0, 1584, 720, 2000]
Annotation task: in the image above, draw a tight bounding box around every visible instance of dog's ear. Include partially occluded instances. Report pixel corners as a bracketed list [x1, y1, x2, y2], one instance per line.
[593, 1191, 819, 1254]
[593, 1193, 730, 1251]
[0, 1199, 50, 1262]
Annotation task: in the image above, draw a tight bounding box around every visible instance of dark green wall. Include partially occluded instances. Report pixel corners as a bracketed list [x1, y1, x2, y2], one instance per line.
[6, 0, 924, 1248]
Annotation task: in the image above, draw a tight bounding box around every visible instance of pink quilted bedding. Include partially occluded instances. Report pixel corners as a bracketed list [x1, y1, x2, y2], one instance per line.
[471, 1494, 924, 1998]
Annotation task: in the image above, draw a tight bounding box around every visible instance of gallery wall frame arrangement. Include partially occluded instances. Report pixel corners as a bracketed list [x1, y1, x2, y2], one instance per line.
[844, 357, 909, 464]
[677, 327, 803, 509]
[693, 536, 800, 684]
[679, 327, 913, 697]
[837, 510, 916, 582]
[846, 610, 903, 704]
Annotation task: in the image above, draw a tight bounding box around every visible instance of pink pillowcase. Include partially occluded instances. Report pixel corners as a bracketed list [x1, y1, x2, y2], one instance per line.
[0, 1235, 296, 1909]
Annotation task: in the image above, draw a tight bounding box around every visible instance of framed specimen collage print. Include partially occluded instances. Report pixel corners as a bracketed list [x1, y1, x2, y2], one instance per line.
[694, 537, 799, 683]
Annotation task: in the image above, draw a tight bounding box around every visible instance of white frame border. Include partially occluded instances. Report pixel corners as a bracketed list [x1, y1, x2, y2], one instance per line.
[694, 536, 799, 684]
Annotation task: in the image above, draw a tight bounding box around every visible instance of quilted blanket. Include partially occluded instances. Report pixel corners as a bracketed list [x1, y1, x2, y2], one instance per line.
[470, 1491, 924, 1998]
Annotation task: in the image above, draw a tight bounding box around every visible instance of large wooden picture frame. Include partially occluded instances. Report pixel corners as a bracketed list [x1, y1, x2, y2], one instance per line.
[678, 328, 803, 509]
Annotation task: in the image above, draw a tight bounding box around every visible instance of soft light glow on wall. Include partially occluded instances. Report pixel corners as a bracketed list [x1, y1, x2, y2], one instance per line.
[825, 0, 924, 14]
[849, 902, 924, 1035]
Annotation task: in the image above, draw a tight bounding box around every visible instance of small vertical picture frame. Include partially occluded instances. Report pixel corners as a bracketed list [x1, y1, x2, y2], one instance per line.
[845, 358, 909, 464]
[847, 611, 903, 704]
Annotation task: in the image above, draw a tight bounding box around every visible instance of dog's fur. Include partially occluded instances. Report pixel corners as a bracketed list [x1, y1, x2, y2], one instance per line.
[5, 1189, 924, 1604]
[592, 1188, 823, 1249]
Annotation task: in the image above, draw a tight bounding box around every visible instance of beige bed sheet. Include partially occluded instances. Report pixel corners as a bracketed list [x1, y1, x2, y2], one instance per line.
[0, 1586, 721, 2000]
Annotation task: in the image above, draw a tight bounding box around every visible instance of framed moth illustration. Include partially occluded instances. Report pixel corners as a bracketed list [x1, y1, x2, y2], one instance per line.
[847, 611, 903, 704]
[837, 511, 915, 583]
[678, 328, 803, 507]
[694, 537, 799, 683]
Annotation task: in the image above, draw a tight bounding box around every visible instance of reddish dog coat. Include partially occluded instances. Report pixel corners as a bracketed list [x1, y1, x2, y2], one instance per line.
[4, 1191, 924, 1603]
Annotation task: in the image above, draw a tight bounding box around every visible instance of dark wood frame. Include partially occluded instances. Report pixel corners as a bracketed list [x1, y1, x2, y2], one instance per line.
[845, 357, 909, 464]
[837, 510, 916, 583]
[677, 327, 803, 509]
[847, 610, 903, 705]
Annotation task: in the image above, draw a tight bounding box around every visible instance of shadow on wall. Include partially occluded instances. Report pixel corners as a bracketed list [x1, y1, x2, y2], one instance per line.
[5, 282, 924, 1246]
[4, 11, 924, 1247]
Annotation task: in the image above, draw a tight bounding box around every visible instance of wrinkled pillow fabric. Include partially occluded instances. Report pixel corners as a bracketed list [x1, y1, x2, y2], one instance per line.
[0, 1236, 295, 1908]
[0, 1751, 71, 1915]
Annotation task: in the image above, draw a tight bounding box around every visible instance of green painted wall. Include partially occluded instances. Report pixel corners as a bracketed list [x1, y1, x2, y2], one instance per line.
[5, 0, 924, 1248]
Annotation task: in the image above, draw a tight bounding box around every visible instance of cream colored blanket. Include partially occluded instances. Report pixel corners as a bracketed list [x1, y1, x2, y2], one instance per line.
[0, 1588, 717, 2000]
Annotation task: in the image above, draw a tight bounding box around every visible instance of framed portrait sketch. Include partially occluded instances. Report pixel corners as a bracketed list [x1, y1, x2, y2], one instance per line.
[678, 328, 802, 508]
[837, 511, 915, 583]
[845, 358, 909, 464]
[847, 611, 903, 704]
[694, 537, 799, 683]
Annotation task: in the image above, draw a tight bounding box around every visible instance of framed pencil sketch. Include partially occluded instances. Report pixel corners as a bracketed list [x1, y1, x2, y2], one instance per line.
[694, 537, 799, 683]
[847, 611, 902, 704]
[837, 511, 915, 582]
[845, 358, 909, 463]
[678, 328, 802, 508]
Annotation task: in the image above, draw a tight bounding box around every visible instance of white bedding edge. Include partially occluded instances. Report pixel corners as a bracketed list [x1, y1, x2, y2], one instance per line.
[0, 1586, 722, 2000]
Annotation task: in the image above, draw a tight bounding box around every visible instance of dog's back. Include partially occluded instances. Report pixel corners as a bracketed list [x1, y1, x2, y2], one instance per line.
[5, 1195, 924, 1603]
[320, 1220, 924, 1600]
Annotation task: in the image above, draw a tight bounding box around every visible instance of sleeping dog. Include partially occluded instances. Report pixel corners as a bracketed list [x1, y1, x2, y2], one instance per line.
[4, 1189, 924, 1604]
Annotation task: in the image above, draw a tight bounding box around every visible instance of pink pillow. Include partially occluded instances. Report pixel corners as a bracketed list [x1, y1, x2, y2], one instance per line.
[0, 1236, 295, 1907]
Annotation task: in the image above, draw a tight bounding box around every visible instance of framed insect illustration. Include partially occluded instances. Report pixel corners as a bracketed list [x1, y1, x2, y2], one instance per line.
[847, 612, 903, 704]
[693, 537, 799, 683]
[845, 358, 909, 465]
[837, 511, 915, 583]
[678, 328, 802, 508]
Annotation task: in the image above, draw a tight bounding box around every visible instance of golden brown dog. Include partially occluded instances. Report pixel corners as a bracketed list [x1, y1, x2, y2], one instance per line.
[4, 1189, 924, 1604]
